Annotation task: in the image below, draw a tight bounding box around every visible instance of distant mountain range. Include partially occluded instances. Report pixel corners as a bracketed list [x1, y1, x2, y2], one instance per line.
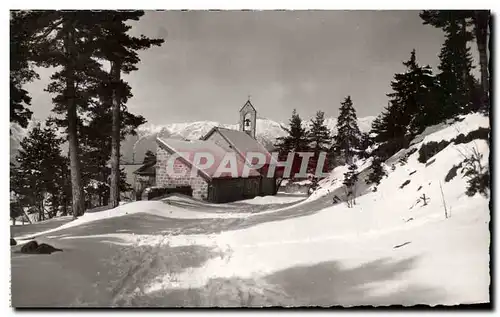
[10, 116, 375, 164]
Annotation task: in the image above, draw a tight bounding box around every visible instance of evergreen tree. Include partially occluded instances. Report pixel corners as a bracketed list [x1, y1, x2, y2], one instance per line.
[276, 109, 310, 153]
[143, 150, 157, 165]
[91, 11, 164, 208]
[343, 163, 359, 188]
[370, 51, 438, 160]
[307, 111, 332, 173]
[10, 122, 65, 221]
[435, 14, 478, 116]
[333, 96, 361, 164]
[10, 11, 39, 129]
[23, 11, 110, 218]
[367, 157, 387, 186]
[20, 11, 158, 214]
[358, 132, 373, 159]
[420, 10, 490, 108]
[372, 50, 437, 158]
[274, 109, 310, 178]
[389, 50, 438, 135]
[54, 156, 72, 216]
[472, 10, 490, 106]
[343, 163, 359, 208]
[370, 102, 404, 145]
[79, 101, 146, 207]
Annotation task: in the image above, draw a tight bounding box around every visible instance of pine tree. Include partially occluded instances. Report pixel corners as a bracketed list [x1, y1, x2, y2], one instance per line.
[370, 102, 405, 145]
[343, 163, 359, 208]
[274, 109, 310, 178]
[79, 100, 146, 207]
[307, 111, 332, 174]
[10, 121, 65, 221]
[358, 132, 373, 159]
[22, 11, 110, 219]
[343, 163, 359, 188]
[10, 194, 24, 225]
[372, 50, 437, 159]
[10, 11, 39, 129]
[472, 10, 490, 107]
[420, 10, 490, 108]
[367, 157, 387, 186]
[333, 96, 361, 165]
[276, 109, 310, 153]
[143, 150, 157, 165]
[389, 50, 438, 135]
[435, 15, 477, 116]
[91, 11, 164, 208]
[54, 156, 72, 216]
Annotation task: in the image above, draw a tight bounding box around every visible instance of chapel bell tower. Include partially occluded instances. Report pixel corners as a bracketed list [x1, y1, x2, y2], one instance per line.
[239, 99, 257, 139]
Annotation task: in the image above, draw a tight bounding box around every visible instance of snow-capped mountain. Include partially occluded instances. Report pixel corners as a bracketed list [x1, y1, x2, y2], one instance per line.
[124, 116, 375, 163]
[10, 116, 375, 164]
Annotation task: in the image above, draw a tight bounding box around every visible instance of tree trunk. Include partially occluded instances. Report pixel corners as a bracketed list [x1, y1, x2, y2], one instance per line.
[22, 209, 32, 224]
[109, 61, 121, 208]
[64, 20, 85, 219]
[460, 18, 468, 84]
[38, 200, 43, 222]
[474, 10, 490, 106]
[61, 196, 68, 216]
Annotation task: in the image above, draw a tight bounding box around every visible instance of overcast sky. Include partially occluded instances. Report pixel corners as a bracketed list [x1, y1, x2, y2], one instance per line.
[26, 10, 450, 125]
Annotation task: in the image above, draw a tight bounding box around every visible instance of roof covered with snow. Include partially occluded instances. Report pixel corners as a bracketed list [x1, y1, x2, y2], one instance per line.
[157, 137, 261, 180]
[202, 127, 277, 165]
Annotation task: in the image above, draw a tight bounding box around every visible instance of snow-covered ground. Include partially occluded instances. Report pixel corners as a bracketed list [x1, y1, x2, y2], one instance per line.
[13, 113, 490, 306]
[14, 194, 307, 240]
[238, 195, 305, 205]
[138, 113, 490, 305]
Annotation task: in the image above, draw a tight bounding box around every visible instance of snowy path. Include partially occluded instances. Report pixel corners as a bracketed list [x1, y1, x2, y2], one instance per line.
[12, 194, 308, 241]
[10, 193, 490, 306]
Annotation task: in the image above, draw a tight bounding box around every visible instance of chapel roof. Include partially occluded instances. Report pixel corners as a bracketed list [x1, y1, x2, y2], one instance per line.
[156, 137, 261, 180]
[200, 126, 277, 165]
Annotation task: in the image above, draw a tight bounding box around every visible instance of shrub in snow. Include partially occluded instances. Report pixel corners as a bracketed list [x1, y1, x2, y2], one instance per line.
[453, 127, 489, 145]
[418, 127, 489, 164]
[445, 163, 462, 182]
[465, 171, 490, 197]
[398, 154, 408, 166]
[460, 147, 489, 197]
[419, 194, 429, 206]
[418, 140, 451, 163]
[308, 177, 320, 196]
[373, 136, 410, 161]
[425, 158, 436, 167]
[332, 195, 342, 204]
[400, 179, 411, 189]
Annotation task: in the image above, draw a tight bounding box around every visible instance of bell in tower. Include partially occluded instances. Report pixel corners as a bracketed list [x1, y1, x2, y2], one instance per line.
[239, 98, 257, 139]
